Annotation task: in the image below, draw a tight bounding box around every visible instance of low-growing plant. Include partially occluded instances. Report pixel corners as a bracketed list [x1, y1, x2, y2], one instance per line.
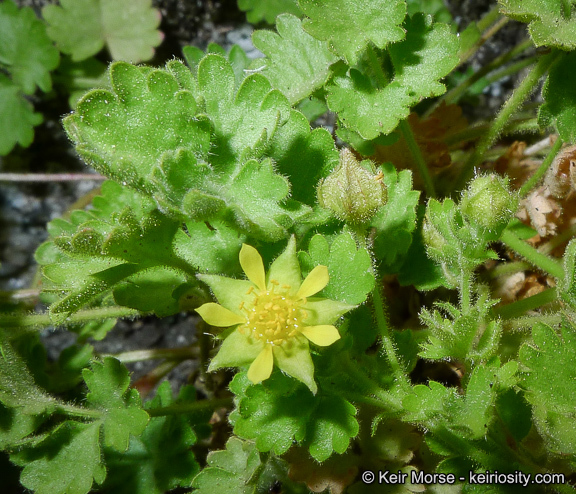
[2, 0, 576, 493]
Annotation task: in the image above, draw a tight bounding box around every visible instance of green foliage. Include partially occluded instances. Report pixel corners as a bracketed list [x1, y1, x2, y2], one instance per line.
[42, 0, 162, 62]
[299, 232, 375, 305]
[300, 0, 407, 64]
[82, 358, 149, 452]
[102, 381, 202, 493]
[499, 0, 576, 50]
[521, 319, 576, 457]
[230, 372, 358, 461]
[238, 0, 302, 24]
[252, 14, 339, 105]
[0, 0, 59, 155]
[539, 51, 576, 143]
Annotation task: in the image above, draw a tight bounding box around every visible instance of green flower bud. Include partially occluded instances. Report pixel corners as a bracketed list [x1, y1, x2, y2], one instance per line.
[460, 174, 518, 237]
[317, 148, 387, 223]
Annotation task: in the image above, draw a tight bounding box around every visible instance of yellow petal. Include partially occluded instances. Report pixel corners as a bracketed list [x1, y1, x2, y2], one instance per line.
[240, 244, 266, 292]
[247, 345, 274, 384]
[196, 303, 245, 327]
[299, 325, 340, 346]
[296, 265, 329, 299]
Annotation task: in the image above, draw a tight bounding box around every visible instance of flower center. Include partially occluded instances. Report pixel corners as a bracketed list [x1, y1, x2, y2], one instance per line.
[239, 279, 307, 346]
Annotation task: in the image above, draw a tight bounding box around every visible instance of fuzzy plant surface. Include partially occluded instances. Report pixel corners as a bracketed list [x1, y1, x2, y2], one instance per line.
[3, 0, 576, 493]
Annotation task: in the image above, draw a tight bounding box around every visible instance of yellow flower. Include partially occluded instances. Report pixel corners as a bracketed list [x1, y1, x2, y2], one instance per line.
[196, 237, 354, 393]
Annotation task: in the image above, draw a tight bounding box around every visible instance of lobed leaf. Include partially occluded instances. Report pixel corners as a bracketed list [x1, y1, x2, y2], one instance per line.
[0, 0, 59, 94]
[520, 319, 576, 456]
[299, 232, 374, 305]
[499, 0, 576, 50]
[252, 14, 339, 104]
[83, 358, 149, 452]
[300, 0, 407, 64]
[43, 0, 162, 62]
[230, 372, 358, 462]
[0, 75, 42, 155]
[12, 422, 106, 494]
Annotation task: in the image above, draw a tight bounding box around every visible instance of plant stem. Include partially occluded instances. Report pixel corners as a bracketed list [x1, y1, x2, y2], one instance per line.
[0, 173, 106, 182]
[459, 15, 509, 67]
[55, 403, 103, 419]
[519, 136, 563, 197]
[147, 397, 233, 417]
[371, 284, 411, 393]
[501, 229, 564, 280]
[504, 313, 562, 330]
[492, 287, 558, 319]
[0, 306, 143, 337]
[399, 120, 436, 198]
[455, 50, 561, 191]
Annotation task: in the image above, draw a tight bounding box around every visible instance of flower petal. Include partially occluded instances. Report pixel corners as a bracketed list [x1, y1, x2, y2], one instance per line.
[267, 236, 301, 293]
[273, 337, 317, 394]
[299, 325, 341, 346]
[296, 265, 329, 299]
[247, 345, 274, 384]
[208, 330, 263, 371]
[240, 244, 266, 292]
[304, 298, 356, 325]
[196, 303, 245, 327]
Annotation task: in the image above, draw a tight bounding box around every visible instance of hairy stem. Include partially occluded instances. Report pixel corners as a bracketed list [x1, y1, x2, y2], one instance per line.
[493, 287, 558, 320]
[519, 136, 563, 197]
[147, 397, 233, 417]
[501, 229, 564, 280]
[455, 50, 561, 191]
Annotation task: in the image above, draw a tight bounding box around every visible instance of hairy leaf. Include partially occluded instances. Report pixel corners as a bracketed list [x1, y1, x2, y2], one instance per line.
[83, 358, 149, 452]
[299, 232, 374, 305]
[521, 319, 576, 456]
[300, 0, 407, 64]
[499, 0, 576, 50]
[102, 382, 202, 493]
[0, 0, 59, 94]
[230, 372, 358, 461]
[539, 51, 576, 144]
[0, 75, 42, 155]
[13, 422, 106, 494]
[252, 14, 339, 104]
[238, 0, 302, 24]
[43, 0, 162, 62]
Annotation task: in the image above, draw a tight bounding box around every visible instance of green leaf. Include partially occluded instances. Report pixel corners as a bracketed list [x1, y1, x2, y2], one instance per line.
[0, 75, 42, 155]
[42, 0, 162, 62]
[13, 422, 106, 494]
[0, 403, 45, 449]
[238, 0, 302, 24]
[420, 298, 502, 363]
[252, 14, 339, 104]
[299, 232, 374, 305]
[388, 13, 459, 99]
[300, 0, 407, 64]
[539, 51, 576, 143]
[0, 0, 59, 94]
[0, 334, 55, 415]
[192, 436, 262, 494]
[63, 61, 210, 191]
[326, 13, 459, 139]
[198, 54, 291, 166]
[499, 0, 576, 50]
[102, 381, 202, 493]
[267, 109, 339, 205]
[406, 0, 453, 24]
[370, 164, 420, 271]
[230, 372, 358, 461]
[82, 358, 149, 452]
[520, 319, 576, 456]
[402, 380, 456, 423]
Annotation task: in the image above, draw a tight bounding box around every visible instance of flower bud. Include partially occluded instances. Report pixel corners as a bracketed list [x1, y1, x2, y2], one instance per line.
[460, 174, 517, 237]
[317, 148, 387, 223]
